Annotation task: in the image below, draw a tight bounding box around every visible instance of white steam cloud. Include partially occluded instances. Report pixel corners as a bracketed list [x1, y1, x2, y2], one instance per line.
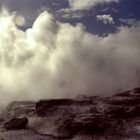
[96, 14, 114, 24]
[68, 0, 119, 10]
[0, 9, 140, 106]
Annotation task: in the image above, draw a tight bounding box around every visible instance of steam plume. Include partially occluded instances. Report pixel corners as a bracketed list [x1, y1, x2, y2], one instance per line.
[0, 9, 140, 106]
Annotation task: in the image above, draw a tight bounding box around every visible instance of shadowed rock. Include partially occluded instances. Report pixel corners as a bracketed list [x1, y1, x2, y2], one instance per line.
[2, 87, 140, 139]
[4, 117, 28, 130]
[33, 87, 140, 138]
[35, 99, 94, 117]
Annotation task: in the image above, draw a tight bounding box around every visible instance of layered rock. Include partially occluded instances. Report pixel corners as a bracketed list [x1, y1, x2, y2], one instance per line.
[1, 87, 140, 139]
[33, 87, 140, 138]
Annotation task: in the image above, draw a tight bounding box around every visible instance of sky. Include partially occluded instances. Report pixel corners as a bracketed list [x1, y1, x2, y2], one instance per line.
[0, 0, 140, 106]
[0, 0, 140, 35]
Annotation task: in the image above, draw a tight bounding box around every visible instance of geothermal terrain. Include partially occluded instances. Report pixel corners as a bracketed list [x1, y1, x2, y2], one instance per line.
[0, 0, 139, 140]
[1, 88, 140, 140]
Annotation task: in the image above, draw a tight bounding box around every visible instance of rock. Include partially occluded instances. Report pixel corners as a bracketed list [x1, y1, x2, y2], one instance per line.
[2, 87, 140, 139]
[56, 116, 82, 138]
[6, 101, 35, 118]
[133, 87, 140, 93]
[54, 115, 108, 138]
[35, 98, 105, 138]
[106, 106, 131, 118]
[113, 90, 131, 97]
[80, 117, 108, 135]
[35, 99, 94, 117]
[4, 117, 28, 130]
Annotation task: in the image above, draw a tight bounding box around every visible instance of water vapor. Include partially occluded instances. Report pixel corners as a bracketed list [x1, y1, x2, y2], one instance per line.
[0, 9, 140, 105]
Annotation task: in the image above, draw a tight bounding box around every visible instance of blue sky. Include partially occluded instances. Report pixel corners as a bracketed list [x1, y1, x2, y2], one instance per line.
[0, 0, 140, 35]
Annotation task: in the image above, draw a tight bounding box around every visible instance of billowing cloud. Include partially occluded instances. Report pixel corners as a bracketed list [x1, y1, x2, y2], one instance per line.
[96, 14, 114, 24]
[68, 0, 119, 10]
[0, 9, 140, 106]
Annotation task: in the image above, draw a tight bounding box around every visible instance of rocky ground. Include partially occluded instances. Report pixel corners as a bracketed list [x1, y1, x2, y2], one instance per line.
[1, 88, 140, 139]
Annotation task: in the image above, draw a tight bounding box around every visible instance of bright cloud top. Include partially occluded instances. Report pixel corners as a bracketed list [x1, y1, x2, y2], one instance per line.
[68, 0, 119, 10]
[0, 9, 140, 106]
[96, 14, 114, 24]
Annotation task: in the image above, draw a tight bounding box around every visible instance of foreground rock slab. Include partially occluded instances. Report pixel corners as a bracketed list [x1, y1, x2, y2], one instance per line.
[1, 87, 140, 139]
[33, 87, 140, 138]
[4, 117, 28, 130]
